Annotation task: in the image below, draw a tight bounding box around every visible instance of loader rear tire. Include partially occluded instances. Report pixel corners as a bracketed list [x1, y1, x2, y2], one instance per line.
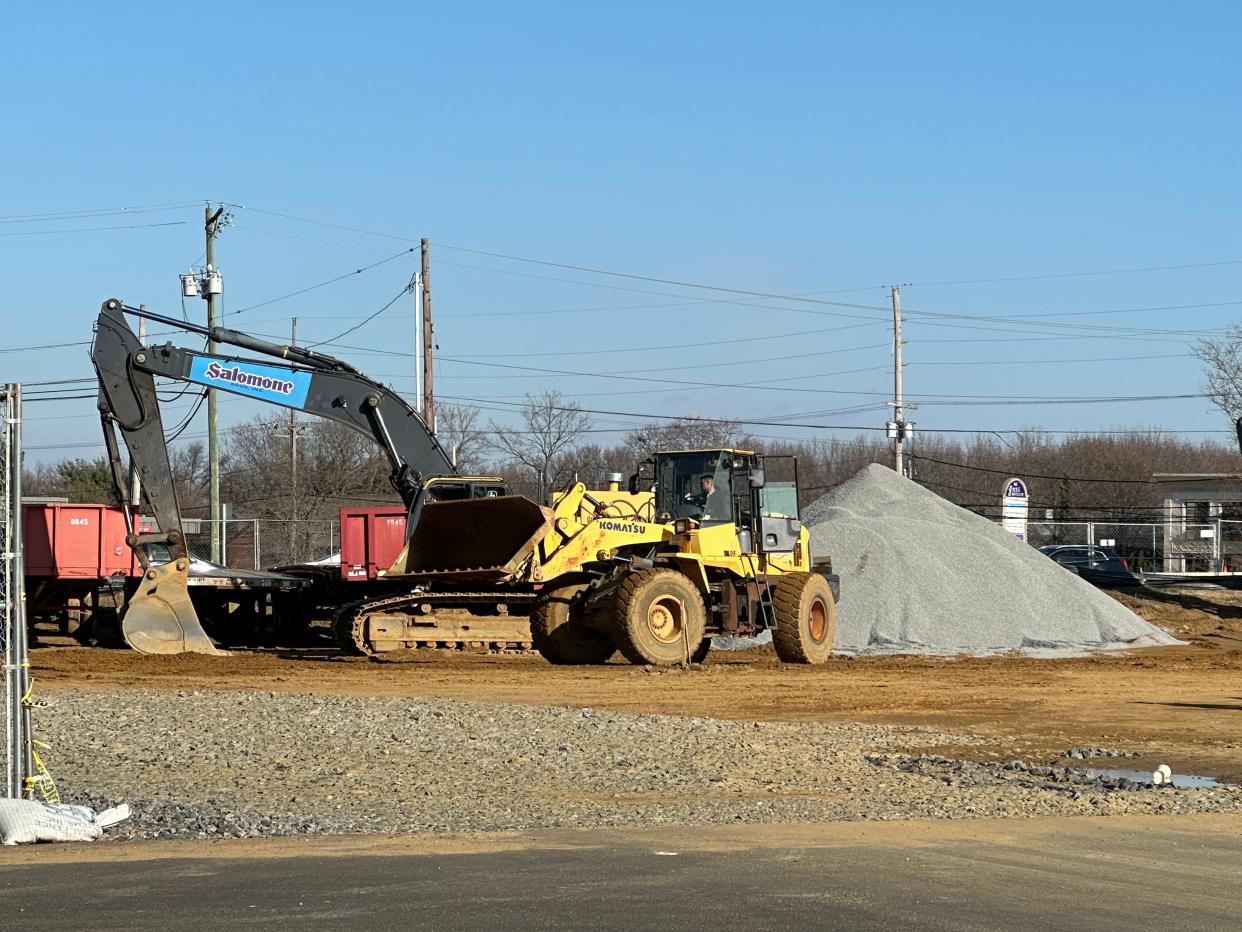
[532, 584, 616, 665]
[612, 569, 706, 667]
[771, 573, 836, 664]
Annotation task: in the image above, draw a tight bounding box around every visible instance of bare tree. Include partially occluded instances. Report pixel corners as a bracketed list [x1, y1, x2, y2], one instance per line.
[487, 391, 590, 501]
[1193, 326, 1242, 429]
[222, 414, 391, 520]
[171, 441, 208, 512]
[436, 403, 485, 473]
[624, 416, 745, 456]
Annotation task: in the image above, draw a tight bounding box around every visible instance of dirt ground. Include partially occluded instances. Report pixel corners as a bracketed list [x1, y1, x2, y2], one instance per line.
[28, 586, 1242, 783]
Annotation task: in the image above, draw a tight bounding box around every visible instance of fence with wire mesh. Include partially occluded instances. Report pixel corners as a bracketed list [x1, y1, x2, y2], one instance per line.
[1015, 520, 1242, 572]
[181, 519, 339, 569]
[3, 385, 32, 799]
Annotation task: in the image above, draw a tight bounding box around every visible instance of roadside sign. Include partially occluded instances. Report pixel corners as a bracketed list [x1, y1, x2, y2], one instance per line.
[1002, 477, 1028, 541]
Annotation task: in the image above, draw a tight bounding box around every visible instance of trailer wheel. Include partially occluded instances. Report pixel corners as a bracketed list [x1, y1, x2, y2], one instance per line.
[771, 573, 836, 664]
[612, 569, 707, 666]
[532, 584, 616, 665]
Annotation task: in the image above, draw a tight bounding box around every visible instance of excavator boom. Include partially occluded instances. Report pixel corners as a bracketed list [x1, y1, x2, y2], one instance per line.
[91, 298, 464, 654]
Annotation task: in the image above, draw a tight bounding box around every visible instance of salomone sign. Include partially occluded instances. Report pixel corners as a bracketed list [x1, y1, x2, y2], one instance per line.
[187, 356, 312, 408]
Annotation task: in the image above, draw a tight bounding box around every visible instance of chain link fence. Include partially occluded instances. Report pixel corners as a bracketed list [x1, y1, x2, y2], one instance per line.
[180, 519, 339, 570]
[3, 385, 31, 798]
[1019, 520, 1242, 573]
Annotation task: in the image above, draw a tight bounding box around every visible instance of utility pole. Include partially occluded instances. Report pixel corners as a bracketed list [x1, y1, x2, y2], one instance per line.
[205, 205, 224, 563]
[891, 285, 905, 477]
[420, 238, 435, 432]
[289, 317, 299, 518]
[412, 272, 423, 416]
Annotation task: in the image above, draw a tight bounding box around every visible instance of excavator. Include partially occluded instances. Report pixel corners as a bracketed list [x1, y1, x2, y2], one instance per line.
[91, 297, 532, 654]
[92, 298, 841, 665]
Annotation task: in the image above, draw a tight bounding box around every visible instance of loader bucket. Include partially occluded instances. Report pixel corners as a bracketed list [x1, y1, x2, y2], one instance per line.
[122, 560, 223, 655]
[386, 495, 553, 583]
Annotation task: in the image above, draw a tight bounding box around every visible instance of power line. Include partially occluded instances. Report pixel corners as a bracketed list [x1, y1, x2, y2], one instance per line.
[900, 259, 1242, 289]
[308, 281, 415, 348]
[432, 255, 1228, 343]
[0, 342, 91, 355]
[230, 224, 393, 255]
[437, 394, 1227, 436]
[230, 246, 417, 315]
[225, 203, 1241, 344]
[0, 221, 188, 237]
[0, 201, 200, 224]
[232, 203, 1242, 293]
[910, 453, 1157, 485]
[431, 354, 1207, 405]
[446, 321, 884, 359]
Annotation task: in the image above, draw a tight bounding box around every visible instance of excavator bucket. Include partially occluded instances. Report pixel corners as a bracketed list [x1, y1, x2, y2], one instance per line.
[121, 560, 223, 655]
[386, 495, 553, 583]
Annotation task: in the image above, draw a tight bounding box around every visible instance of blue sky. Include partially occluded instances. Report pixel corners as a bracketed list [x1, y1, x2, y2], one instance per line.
[3, 2, 1241, 459]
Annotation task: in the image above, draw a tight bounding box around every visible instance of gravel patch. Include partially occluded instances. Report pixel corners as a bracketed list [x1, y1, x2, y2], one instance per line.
[804, 464, 1179, 655]
[36, 688, 1242, 841]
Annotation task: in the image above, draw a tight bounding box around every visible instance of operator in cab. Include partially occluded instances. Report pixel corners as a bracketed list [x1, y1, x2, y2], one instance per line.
[685, 473, 729, 522]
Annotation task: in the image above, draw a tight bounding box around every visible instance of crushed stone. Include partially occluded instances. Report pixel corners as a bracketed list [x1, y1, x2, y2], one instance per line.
[802, 464, 1179, 656]
[38, 689, 1242, 841]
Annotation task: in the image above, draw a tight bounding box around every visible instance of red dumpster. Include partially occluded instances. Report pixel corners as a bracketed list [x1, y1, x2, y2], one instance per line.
[22, 503, 142, 634]
[339, 506, 407, 581]
[23, 503, 141, 578]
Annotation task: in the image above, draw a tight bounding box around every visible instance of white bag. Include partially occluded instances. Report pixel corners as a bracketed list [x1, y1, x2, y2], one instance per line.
[0, 798, 130, 845]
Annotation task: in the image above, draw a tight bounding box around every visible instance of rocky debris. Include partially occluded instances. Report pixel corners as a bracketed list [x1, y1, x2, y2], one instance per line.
[866, 754, 1182, 794]
[36, 688, 1242, 841]
[1061, 746, 1142, 761]
[804, 464, 1179, 655]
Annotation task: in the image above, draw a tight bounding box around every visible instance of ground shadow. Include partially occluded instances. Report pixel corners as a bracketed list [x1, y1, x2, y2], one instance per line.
[1125, 585, 1242, 619]
[1136, 699, 1242, 712]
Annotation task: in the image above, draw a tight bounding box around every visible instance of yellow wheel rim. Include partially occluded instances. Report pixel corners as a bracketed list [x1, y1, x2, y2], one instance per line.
[808, 598, 828, 642]
[647, 596, 685, 643]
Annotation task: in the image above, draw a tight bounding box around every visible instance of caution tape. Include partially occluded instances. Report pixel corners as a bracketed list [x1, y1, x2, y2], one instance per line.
[18, 667, 60, 805]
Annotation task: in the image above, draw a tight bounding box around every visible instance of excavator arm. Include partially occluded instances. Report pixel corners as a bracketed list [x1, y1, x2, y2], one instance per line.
[90, 297, 460, 653]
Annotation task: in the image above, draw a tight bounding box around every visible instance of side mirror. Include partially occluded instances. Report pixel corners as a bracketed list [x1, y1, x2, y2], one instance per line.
[628, 473, 640, 495]
[749, 469, 766, 489]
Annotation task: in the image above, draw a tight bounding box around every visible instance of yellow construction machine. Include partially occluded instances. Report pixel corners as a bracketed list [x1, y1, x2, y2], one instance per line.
[92, 299, 838, 663]
[339, 448, 840, 666]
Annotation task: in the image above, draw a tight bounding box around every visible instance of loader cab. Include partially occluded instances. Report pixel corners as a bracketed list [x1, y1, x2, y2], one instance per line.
[403, 475, 511, 544]
[645, 449, 803, 553]
[422, 476, 510, 502]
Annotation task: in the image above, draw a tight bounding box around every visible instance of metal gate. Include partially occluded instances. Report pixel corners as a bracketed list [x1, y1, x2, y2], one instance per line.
[3, 384, 31, 798]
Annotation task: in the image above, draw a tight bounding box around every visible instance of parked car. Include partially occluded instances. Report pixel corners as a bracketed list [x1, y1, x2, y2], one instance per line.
[1038, 545, 1140, 587]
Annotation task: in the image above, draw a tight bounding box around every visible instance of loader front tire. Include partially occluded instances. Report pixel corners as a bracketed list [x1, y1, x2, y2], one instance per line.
[612, 569, 706, 666]
[532, 584, 616, 665]
[771, 572, 836, 664]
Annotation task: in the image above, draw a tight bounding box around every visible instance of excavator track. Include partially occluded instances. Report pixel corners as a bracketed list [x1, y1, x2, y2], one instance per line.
[332, 590, 537, 656]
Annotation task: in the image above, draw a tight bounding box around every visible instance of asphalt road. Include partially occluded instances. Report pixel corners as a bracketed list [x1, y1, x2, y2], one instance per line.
[4, 817, 1242, 931]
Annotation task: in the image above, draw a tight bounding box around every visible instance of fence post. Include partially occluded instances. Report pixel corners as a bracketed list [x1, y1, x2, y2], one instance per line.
[254, 519, 261, 570]
[1216, 518, 1224, 570]
[1087, 521, 1095, 548]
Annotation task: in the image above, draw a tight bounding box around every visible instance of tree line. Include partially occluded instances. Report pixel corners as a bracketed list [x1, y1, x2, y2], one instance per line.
[24, 389, 1241, 522]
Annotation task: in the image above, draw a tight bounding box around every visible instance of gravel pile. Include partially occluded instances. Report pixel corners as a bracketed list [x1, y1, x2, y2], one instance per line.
[803, 464, 1179, 656]
[39, 688, 1240, 841]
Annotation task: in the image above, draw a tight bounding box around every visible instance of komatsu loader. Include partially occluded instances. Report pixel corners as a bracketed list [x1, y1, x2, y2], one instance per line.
[92, 299, 839, 665]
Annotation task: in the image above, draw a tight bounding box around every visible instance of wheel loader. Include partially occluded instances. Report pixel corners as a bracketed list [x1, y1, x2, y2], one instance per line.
[530, 447, 841, 666]
[338, 448, 840, 666]
[91, 299, 839, 664]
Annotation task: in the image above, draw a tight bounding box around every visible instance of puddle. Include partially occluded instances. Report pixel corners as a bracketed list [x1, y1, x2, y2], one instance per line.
[1088, 767, 1229, 789]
